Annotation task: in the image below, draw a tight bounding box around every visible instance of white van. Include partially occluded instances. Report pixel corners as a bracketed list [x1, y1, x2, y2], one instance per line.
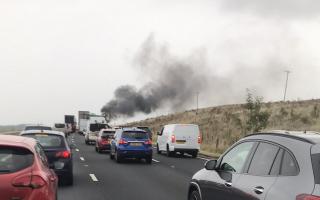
[156, 124, 201, 158]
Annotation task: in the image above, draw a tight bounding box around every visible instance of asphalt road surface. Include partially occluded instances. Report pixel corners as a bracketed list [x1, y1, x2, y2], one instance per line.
[58, 133, 210, 200]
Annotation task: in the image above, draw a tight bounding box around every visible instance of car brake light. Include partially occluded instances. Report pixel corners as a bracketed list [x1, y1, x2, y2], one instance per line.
[297, 194, 320, 200]
[144, 139, 152, 145]
[55, 150, 71, 159]
[119, 138, 128, 145]
[171, 135, 176, 143]
[12, 174, 46, 189]
[198, 134, 202, 144]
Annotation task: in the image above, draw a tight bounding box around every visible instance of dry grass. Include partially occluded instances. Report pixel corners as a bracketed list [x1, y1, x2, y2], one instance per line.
[126, 99, 320, 155]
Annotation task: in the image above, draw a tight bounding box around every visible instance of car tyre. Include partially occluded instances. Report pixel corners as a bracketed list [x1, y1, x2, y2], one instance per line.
[156, 144, 161, 154]
[189, 190, 201, 200]
[65, 173, 73, 186]
[166, 145, 173, 157]
[146, 156, 152, 164]
[191, 151, 198, 158]
[110, 151, 115, 160]
[115, 150, 122, 163]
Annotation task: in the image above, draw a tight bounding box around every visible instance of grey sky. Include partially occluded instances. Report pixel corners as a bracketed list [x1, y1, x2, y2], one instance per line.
[1, 0, 320, 125]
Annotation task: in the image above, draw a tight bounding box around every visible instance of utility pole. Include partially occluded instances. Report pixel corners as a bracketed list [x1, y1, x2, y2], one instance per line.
[283, 70, 291, 101]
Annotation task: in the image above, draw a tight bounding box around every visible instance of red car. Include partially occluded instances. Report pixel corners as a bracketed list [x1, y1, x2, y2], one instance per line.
[95, 129, 116, 153]
[0, 135, 58, 200]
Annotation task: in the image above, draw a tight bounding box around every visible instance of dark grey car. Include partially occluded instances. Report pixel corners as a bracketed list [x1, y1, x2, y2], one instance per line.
[188, 131, 320, 200]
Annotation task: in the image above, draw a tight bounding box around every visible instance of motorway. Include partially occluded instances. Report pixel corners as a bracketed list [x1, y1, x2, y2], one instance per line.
[59, 133, 210, 200]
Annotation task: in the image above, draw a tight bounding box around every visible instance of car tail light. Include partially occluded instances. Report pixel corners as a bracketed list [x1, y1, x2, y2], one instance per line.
[119, 138, 128, 145]
[198, 134, 202, 144]
[55, 150, 71, 159]
[297, 194, 320, 200]
[171, 135, 176, 143]
[12, 174, 46, 189]
[144, 139, 152, 145]
[101, 139, 109, 144]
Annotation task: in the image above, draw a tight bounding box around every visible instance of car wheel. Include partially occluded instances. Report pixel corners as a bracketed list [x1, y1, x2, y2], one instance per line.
[115, 151, 122, 163]
[85, 140, 89, 145]
[110, 150, 115, 160]
[146, 156, 152, 164]
[191, 151, 198, 158]
[166, 145, 172, 157]
[180, 152, 185, 156]
[189, 190, 201, 200]
[95, 146, 98, 152]
[65, 173, 73, 186]
[156, 144, 161, 154]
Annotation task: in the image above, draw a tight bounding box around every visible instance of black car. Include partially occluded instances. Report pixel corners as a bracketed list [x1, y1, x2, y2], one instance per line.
[188, 131, 320, 200]
[20, 130, 73, 185]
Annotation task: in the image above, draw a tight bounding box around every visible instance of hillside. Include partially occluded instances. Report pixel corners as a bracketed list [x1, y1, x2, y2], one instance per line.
[126, 99, 320, 154]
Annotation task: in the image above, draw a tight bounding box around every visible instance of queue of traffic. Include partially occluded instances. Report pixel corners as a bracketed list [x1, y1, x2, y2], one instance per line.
[2, 123, 320, 200]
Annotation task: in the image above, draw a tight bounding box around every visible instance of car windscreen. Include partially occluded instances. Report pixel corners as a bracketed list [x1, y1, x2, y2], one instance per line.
[25, 126, 52, 131]
[54, 124, 65, 128]
[90, 124, 107, 132]
[102, 131, 115, 138]
[23, 134, 65, 148]
[122, 131, 148, 140]
[0, 146, 34, 174]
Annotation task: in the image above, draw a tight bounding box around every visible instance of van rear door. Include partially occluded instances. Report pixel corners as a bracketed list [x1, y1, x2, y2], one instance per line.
[173, 125, 200, 149]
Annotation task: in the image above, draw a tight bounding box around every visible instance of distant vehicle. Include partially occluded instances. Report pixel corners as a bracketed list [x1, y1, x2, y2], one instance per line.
[53, 123, 66, 133]
[110, 128, 153, 164]
[157, 124, 201, 158]
[24, 125, 52, 131]
[188, 131, 320, 200]
[65, 115, 76, 134]
[0, 135, 58, 200]
[85, 115, 108, 145]
[20, 130, 73, 185]
[135, 126, 153, 140]
[95, 129, 116, 153]
[78, 111, 90, 135]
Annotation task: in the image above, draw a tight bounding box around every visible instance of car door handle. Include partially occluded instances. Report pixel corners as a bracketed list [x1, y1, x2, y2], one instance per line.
[224, 182, 232, 187]
[253, 186, 264, 194]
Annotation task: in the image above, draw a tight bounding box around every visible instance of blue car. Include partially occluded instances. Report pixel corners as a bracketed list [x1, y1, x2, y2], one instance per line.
[110, 128, 153, 164]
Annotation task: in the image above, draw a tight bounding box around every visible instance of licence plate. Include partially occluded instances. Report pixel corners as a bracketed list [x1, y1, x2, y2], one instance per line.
[176, 140, 186, 144]
[130, 143, 142, 146]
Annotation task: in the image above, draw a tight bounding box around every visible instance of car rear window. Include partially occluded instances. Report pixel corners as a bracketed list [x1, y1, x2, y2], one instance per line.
[54, 124, 65, 128]
[25, 126, 52, 131]
[90, 124, 107, 132]
[102, 131, 115, 138]
[122, 131, 148, 140]
[0, 146, 34, 174]
[23, 134, 65, 148]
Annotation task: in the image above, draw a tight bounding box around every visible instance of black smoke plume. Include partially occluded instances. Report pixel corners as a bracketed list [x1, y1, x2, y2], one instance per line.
[101, 35, 209, 121]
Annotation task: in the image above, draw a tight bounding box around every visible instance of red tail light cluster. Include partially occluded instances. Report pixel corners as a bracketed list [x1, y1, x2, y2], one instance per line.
[198, 134, 202, 144]
[297, 194, 320, 200]
[55, 150, 71, 159]
[171, 135, 176, 143]
[119, 138, 128, 145]
[144, 139, 152, 145]
[101, 139, 109, 145]
[12, 174, 46, 189]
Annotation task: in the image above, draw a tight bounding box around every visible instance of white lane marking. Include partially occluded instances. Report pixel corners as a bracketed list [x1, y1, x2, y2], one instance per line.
[198, 157, 209, 161]
[89, 174, 99, 182]
[80, 157, 85, 161]
[75, 149, 79, 152]
[84, 165, 89, 167]
[152, 159, 160, 163]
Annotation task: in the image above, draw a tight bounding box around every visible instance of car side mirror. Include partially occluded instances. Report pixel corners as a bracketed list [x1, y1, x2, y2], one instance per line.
[157, 132, 162, 136]
[205, 160, 217, 170]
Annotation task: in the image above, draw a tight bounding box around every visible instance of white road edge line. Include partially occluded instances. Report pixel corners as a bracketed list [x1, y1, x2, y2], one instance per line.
[152, 159, 160, 163]
[80, 157, 85, 161]
[198, 157, 209, 161]
[89, 174, 99, 182]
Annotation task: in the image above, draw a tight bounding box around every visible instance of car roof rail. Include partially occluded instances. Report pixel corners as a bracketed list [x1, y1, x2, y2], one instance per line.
[245, 131, 316, 144]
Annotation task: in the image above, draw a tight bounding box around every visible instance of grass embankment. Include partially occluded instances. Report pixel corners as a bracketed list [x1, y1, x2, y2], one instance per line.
[126, 99, 320, 156]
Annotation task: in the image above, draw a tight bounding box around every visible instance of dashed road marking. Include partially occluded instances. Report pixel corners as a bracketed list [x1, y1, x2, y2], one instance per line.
[80, 157, 85, 161]
[89, 174, 99, 182]
[75, 149, 79, 152]
[84, 164, 89, 167]
[198, 157, 210, 161]
[152, 159, 160, 163]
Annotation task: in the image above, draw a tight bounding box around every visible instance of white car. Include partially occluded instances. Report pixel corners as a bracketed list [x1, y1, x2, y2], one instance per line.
[156, 124, 201, 158]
